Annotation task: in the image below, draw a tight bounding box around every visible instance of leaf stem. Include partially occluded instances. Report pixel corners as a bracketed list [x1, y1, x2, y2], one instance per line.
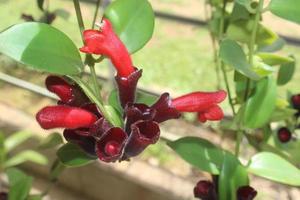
[92, 0, 102, 29]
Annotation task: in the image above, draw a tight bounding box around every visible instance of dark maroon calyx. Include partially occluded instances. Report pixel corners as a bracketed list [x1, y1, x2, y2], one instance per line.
[96, 127, 128, 162]
[115, 69, 142, 108]
[90, 117, 112, 138]
[63, 129, 97, 156]
[124, 120, 160, 158]
[291, 94, 300, 110]
[277, 127, 292, 143]
[150, 93, 181, 123]
[46, 75, 90, 107]
[124, 103, 156, 133]
[237, 186, 257, 200]
[193, 180, 217, 200]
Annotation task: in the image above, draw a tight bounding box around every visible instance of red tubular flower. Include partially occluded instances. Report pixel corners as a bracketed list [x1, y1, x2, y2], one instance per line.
[80, 18, 135, 77]
[171, 90, 227, 122]
[36, 106, 97, 129]
[124, 120, 160, 158]
[96, 127, 128, 162]
[237, 186, 257, 200]
[115, 69, 142, 107]
[193, 180, 217, 200]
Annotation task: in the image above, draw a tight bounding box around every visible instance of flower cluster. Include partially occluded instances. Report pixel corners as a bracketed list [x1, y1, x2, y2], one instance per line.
[193, 180, 257, 200]
[36, 18, 227, 162]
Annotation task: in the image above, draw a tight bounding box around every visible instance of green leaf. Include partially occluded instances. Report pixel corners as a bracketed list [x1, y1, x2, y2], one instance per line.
[219, 39, 260, 80]
[256, 53, 293, 66]
[57, 143, 96, 167]
[136, 91, 158, 105]
[167, 137, 227, 174]
[104, 105, 123, 128]
[247, 152, 300, 186]
[230, 3, 251, 21]
[4, 131, 33, 153]
[0, 132, 5, 166]
[219, 154, 249, 200]
[4, 150, 48, 168]
[0, 23, 83, 75]
[258, 37, 286, 53]
[108, 89, 123, 114]
[6, 168, 33, 200]
[38, 132, 63, 149]
[277, 56, 296, 86]
[104, 0, 155, 53]
[37, 0, 44, 11]
[243, 76, 277, 128]
[270, 0, 300, 24]
[227, 20, 278, 46]
[235, 0, 256, 13]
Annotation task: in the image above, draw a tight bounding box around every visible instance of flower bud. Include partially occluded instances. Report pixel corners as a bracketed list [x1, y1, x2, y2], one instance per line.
[277, 127, 292, 143]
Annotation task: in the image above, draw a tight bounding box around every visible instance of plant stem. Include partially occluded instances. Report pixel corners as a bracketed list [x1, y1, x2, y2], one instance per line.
[89, 63, 101, 99]
[92, 0, 102, 29]
[235, 130, 243, 156]
[244, 0, 264, 100]
[73, 0, 85, 39]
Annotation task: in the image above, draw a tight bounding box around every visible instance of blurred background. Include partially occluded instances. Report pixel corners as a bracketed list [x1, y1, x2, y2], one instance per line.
[0, 0, 300, 199]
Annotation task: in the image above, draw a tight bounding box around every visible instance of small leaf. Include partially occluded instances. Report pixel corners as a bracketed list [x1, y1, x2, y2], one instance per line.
[104, 0, 155, 53]
[247, 152, 300, 186]
[258, 37, 286, 53]
[6, 168, 33, 200]
[0, 23, 83, 75]
[219, 39, 260, 80]
[235, 0, 256, 13]
[243, 76, 277, 128]
[167, 137, 227, 174]
[38, 132, 63, 149]
[230, 3, 251, 21]
[4, 131, 33, 153]
[57, 143, 96, 167]
[270, 0, 300, 24]
[4, 150, 48, 168]
[227, 20, 278, 46]
[108, 89, 123, 114]
[136, 91, 158, 105]
[37, 0, 44, 11]
[277, 56, 296, 86]
[219, 154, 249, 200]
[256, 53, 293, 66]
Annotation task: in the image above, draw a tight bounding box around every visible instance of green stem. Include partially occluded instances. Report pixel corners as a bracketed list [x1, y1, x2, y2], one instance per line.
[72, 0, 85, 39]
[92, 0, 102, 29]
[89, 64, 101, 99]
[235, 130, 243, 156]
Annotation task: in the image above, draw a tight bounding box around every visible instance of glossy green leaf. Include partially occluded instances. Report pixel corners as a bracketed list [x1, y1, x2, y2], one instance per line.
[104, 0, 155, 53]
[4, 131, 32, 153]
[247, 152, 300, 186]
[270, 0, 300, 24]
[219, 39, 260, 80]
[227, 20, 278, 45]
[258, 37, 286, 52]
[230, 3, 251, 21]
[0, 23, 83, 75]
[243, 76, 277, 128]
[104, 105, 123, 128]
[257, 53, 293, 66]
[277, 57, 296, 85]
[4, 150, 48, 168]
[219, 154, 249, 200]
[252, 56, 275, 77]
[38, 132, 63, 149]
[57, 143, 96, 167]
[6, 168, 33, 200]
[167, 137, 227, 174]
[235, 0, 256, 13]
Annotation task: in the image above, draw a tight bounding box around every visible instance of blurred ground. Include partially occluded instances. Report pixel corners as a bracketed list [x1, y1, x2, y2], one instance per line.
[0, 0, 300, 199]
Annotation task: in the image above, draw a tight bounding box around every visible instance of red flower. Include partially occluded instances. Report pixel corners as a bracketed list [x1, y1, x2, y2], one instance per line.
[80, 18, 135, 78]
[171, 90, 227, 122]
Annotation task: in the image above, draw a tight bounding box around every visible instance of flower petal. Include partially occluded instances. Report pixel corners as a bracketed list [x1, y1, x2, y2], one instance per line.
[36, 105, 97, 129]
[197, 105, 224, 123]
[172, 90, 227, 112]
[89, 117, 112, 138]
[80, 18, 135, 77]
